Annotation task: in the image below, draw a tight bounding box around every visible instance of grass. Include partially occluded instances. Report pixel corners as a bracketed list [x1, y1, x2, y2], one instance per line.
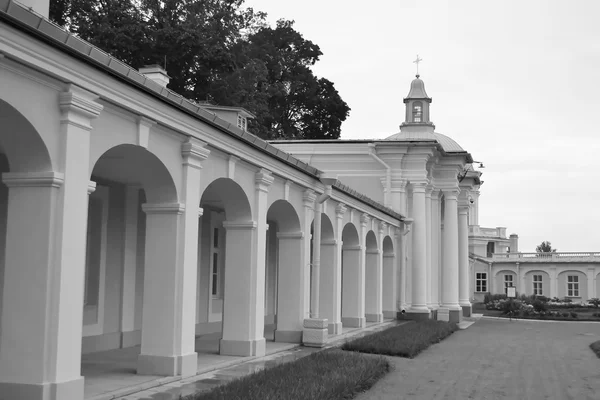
[590, 341, 600, 359]
[473, 303, 600, 322]
[341, 320, 459, 359]
[184, 349, 390, 400]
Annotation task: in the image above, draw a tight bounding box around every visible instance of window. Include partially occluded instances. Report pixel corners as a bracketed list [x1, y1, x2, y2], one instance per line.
[567, 275, 579, 297]
[412, 101, 423, 122]
[476, 272, 487, 292]
[211, 226, 222, 297]
[533, 274, 543, 295]
[237, 114, 247, 131]
[504, 274, 514, 295]
[487, 242, 495, 258]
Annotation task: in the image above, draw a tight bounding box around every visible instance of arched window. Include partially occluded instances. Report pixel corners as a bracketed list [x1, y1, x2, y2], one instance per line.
[412, 101, 423, 122]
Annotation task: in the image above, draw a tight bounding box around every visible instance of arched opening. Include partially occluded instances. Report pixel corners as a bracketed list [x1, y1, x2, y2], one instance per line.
[523, 270, 550, 297]
[341, 223, 364, 328]
[0, 99, 60, 396]
[364, 231, 382, 322]
[557, 270, 587, 300]
[265, 200, 303, 343]
[196, 178, 253, 356]
[315, 214, 339, 334]
[412, 101, 423, 123]
[81, 144, 182, 396]
[382, 235, 396, 318]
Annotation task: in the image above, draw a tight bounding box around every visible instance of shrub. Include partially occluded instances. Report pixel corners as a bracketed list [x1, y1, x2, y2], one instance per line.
[591, 341, 600, 359]
[563, 297, 573, 303]
[588, 298, 600, 308]
[570, 312, 578, 318]
[501, 299, 521, 315]
[593, 312, 600, 318]
[562, 312, 570, 318]
[535, 295, 549, 303]
[532, 299, 548, 313]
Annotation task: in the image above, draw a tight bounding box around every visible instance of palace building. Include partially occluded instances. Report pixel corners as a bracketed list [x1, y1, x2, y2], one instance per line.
[0, 1, 499, 399]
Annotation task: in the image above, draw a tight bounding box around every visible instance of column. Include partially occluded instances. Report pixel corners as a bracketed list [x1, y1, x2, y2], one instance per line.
[319, 238, 340, 334]
[0, 85, 102, 400]
[407, 182, 430, 320]
[365, 232, 383, 323]
[425, 186, 433, 309]
[549, 267, 557, 298]
[120, 185, 140, 347]
[220, 169, 273, 356]
[439, 189, 461, 323]
[458, 205, 471, 317]
[276, 231, 305, 343]
[390, 178, 408, 215]
[398, 220, 411, 312]
[138, 138, 209, 376]
[430, 190, 441, 310]
[325, 203, 346, 334]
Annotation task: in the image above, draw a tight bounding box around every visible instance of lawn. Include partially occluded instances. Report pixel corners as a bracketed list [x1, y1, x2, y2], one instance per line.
[341, 320, 459, 359]
[473, 302, 600, 321]
[184, 349, 389, 400]
[591, 341, 600, 359]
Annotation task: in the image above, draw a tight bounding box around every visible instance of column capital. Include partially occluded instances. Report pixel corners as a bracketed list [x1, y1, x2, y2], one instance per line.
[59, 84, 103, 130]
[430, 188, 441, 199]
[335, 202, 347, 218]
[360, 213, 371, 227]
[441, 188, 460, 200]
[378, 221, 387, 235]
[411, 181, 428, 193]
[255, 168, 274, 192]
[2, 171, 64, 188]
[142, 203, 185, 215]
[88, 181, 97, 195]
[390, 178, 408, 192]
[223, 220, 257, 230]
[425, 184, 434, 197]
[276, 231, 304, 239]
[458, 206, 470, 215]
[303, 189, 317, 208]
[181, 137, 210, 169]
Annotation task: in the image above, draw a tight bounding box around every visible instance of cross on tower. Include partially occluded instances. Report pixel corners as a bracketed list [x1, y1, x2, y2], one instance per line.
[413, 55, 422, 77]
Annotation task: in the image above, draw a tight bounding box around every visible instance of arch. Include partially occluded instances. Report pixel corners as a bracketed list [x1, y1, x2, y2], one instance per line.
[266, 200, 303, 342]
[91, 144, 178, 204]
[0, 99, 53, 173]
[267, 200, 301, 233]
[557, 270, 588, 299]
[523, 270, 550, 297]
[200, 177, 252, 222]
[342, 223, 359, 247]
[320, 214, 335, 241]
[365, 231, 377, 251]
[494, 268, 517, 278]
[383, 236, 394, 255]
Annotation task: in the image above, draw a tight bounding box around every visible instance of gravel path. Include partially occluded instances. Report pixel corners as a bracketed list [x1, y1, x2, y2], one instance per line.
[355, 318, 600, 400]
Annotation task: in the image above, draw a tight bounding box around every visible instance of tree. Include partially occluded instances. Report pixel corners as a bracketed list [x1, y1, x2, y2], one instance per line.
[535, 241, 557, 253]
[49, 1, 349, 140]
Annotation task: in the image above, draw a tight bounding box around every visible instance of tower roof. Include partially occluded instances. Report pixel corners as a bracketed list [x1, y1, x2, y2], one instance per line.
[405, 75, 431, 100]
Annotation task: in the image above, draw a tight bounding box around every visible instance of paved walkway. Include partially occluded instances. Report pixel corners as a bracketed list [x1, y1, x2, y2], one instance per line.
[355, 318, 600, 400]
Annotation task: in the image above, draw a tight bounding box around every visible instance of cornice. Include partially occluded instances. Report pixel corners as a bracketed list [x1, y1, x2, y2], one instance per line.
[2, 171, 64, 188]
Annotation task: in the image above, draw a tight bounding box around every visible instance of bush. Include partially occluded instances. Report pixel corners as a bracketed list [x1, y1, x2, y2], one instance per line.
[593, 312, 600, 318]
[532, 299, 548, 313]
[563, 297, 573, 303]
[562, 312, 570, 318]
[501, 299, 521, 315]
[570, 312, 578, 318]
[342, 321, 458, 359]
[591, 341, 600, 359]
[187, 350, 389, 400]
[588, 298, 600, 308]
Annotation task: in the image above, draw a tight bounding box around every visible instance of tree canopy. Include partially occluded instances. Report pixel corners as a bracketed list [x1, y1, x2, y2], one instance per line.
[49, 0, 350, 140]
[535, 241, 556, 253]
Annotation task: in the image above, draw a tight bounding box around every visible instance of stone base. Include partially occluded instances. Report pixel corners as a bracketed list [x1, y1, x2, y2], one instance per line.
[274, 330, 303, 343]
[328, 322, 342, 335]
[461, 304, 472, 317]
[437, 308, 462, 323]
[0, 376, 84, 400]
[382, 310, 396, 319]
[302, 318, 328, 347]
[220, 338, 266, 357]
[137, 352, 198, 377]
[365, 313, 383, 322]
[404, 310, 431, 321]
[341, 316, 365, 328]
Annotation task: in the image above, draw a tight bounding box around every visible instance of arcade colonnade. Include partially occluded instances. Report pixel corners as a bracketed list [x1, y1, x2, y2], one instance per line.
[0, 12, 405, 400]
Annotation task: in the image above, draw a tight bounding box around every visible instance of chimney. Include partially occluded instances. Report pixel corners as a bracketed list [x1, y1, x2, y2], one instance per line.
[139, 65, 170, 88]
[509, 234, 519, 253]
[16, 0, 49, 18]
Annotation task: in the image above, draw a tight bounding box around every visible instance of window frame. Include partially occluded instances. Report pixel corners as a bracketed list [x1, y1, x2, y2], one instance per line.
[504, 274, 514, 295]
[532, 274, 543, 296]
[412, 101, 423, 123]
[566, 275, 579, 297]
[475, 272, 487, 293]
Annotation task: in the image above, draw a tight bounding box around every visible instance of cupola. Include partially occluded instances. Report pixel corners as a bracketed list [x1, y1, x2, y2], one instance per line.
[400, 75, 435, 132]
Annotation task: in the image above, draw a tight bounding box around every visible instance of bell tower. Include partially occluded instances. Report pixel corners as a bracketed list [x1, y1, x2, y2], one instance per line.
[400, 74, 435, 131]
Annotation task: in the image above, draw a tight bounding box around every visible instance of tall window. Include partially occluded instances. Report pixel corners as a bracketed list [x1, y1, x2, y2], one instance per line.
[567, 275, 579, 297]
[487, 242, 495, 258]
[476, 272, 487, 292]
[533, 274, 543, 295]
[504, 274, 514, 294]
[412, 101, 423, 122]
[211, 227, 220, 296]
[237, 115, 247, 131]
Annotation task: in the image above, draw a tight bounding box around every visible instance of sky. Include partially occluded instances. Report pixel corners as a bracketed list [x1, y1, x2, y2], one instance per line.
[244, 0, 600, 253]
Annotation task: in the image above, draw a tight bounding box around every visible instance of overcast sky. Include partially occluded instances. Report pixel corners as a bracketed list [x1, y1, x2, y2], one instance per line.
[244, 0, 600, 253]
